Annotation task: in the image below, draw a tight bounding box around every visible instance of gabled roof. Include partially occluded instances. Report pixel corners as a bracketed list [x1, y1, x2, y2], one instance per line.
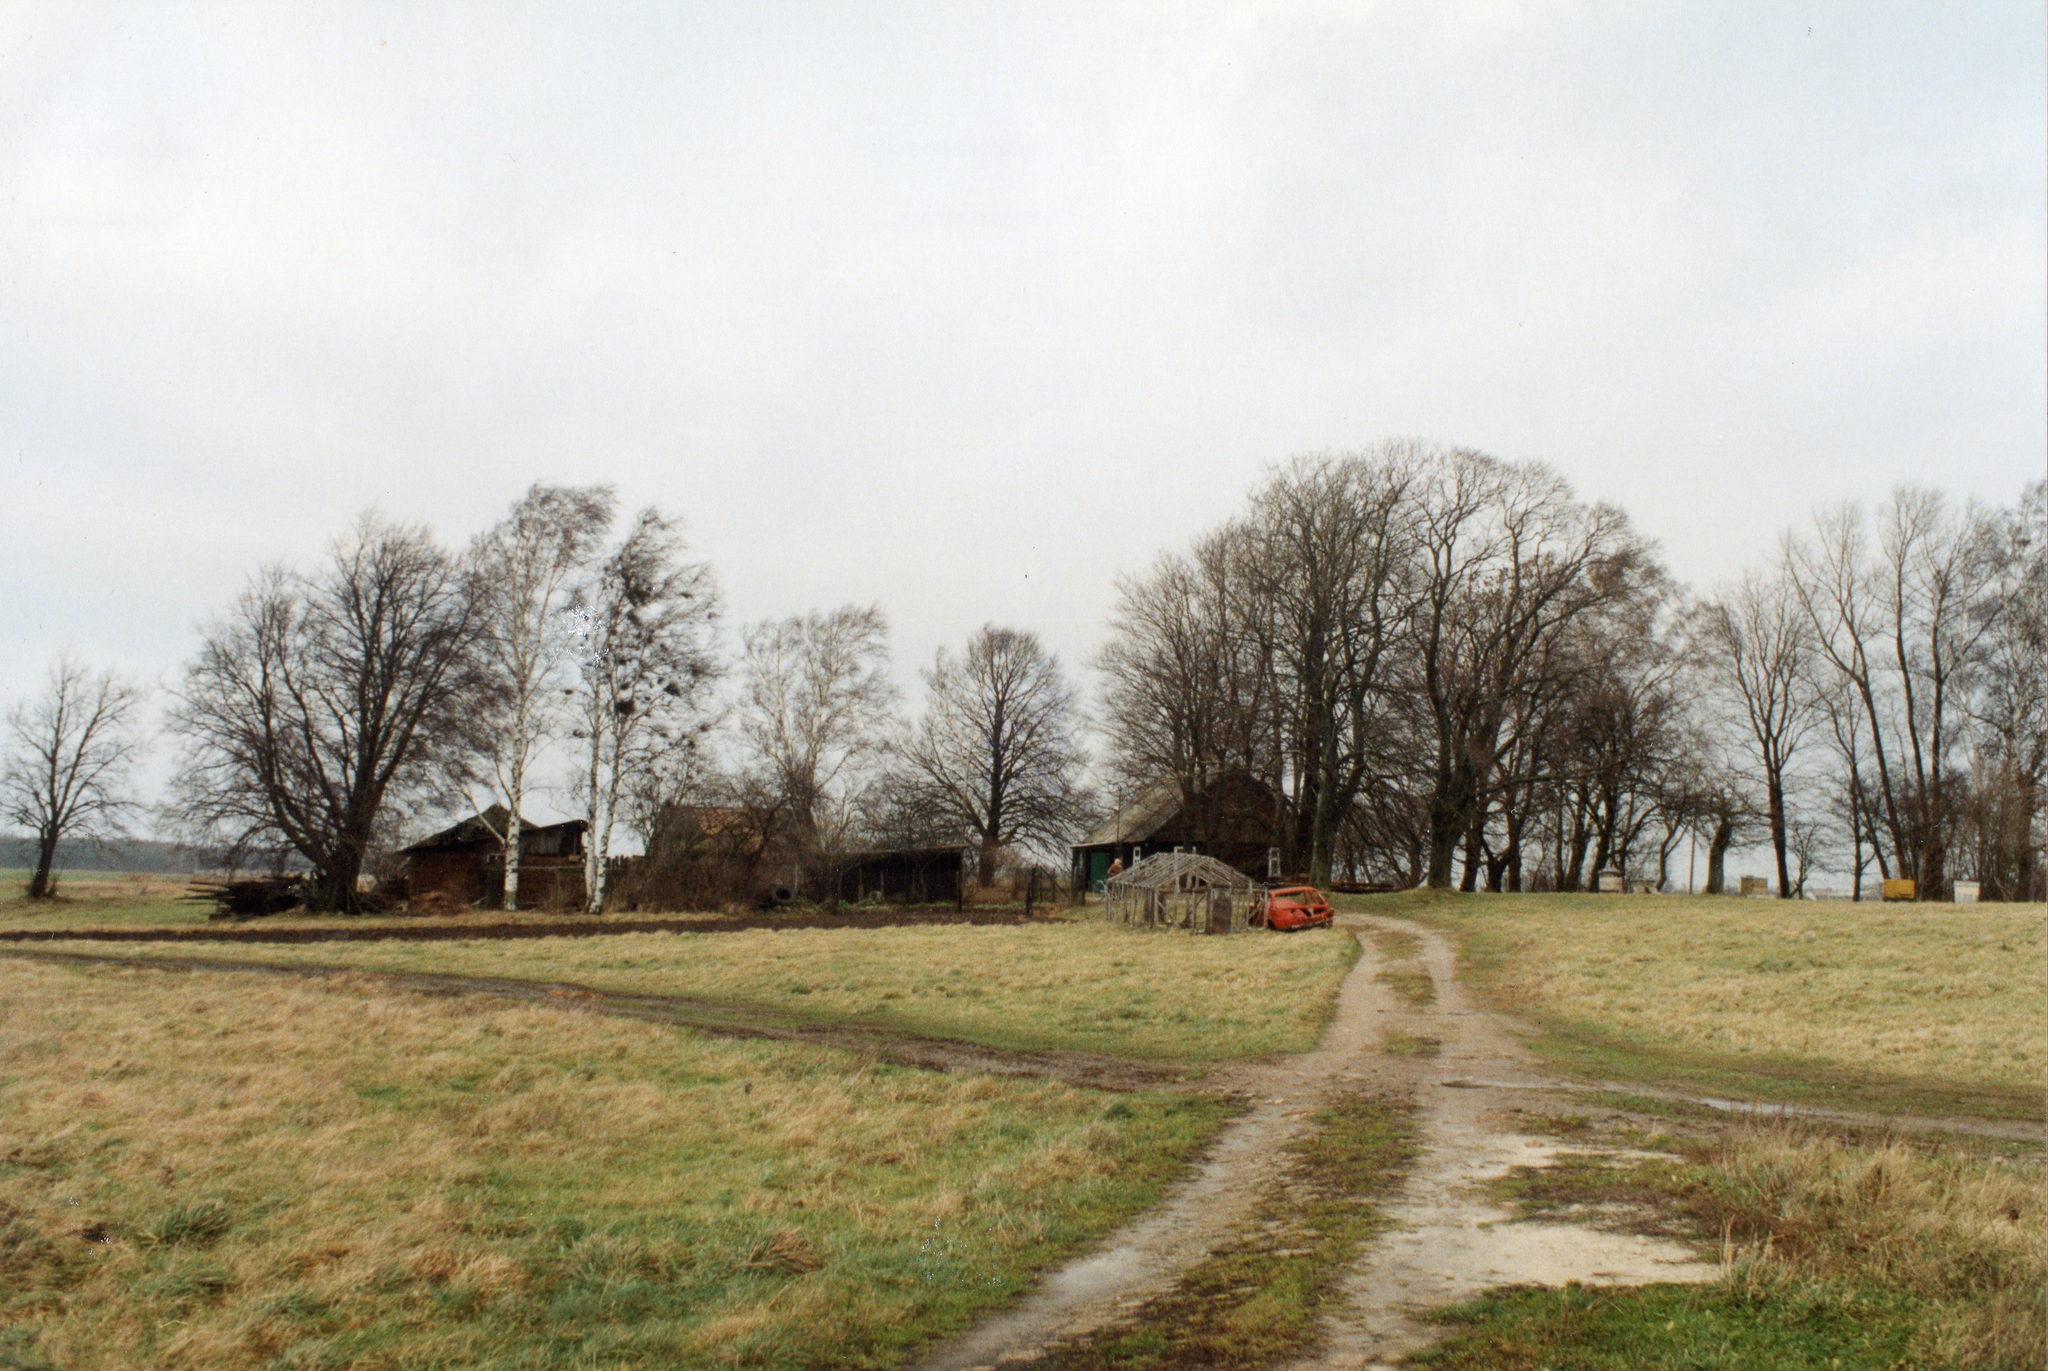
[1075, 770, 1278, 850]
[400, 806, 588, 855]
[1076, 780, 1184, 849]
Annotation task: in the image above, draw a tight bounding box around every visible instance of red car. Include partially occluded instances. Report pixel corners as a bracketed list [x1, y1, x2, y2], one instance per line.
[1252, 885, 1335, 931]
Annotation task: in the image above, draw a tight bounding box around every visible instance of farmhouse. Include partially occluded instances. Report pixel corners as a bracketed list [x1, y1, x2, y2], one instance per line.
[399, 806, 588, 909]
[1070, 771, 1283, 889]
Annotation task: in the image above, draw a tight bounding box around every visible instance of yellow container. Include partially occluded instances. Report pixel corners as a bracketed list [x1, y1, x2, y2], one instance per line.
[1882, 878, 1916, 902]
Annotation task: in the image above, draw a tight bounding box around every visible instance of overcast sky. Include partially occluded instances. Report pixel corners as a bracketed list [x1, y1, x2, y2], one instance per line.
[4, 2, 2042, 831]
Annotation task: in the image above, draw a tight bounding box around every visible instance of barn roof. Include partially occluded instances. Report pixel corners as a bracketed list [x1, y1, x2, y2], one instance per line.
[1076, 780, 1183, 848]
[400, 806, 588, 855]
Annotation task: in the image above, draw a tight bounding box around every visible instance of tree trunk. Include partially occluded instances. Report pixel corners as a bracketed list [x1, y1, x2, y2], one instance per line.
[503, 760, 524, 911]
[1425, 801, 1461, 888]
[316, 848, 366, 915]
[1459, 821, 1484, 892]
[1705, 817, 1734, 894]
[583, 738, 611, 916]
[1767, 774, 1793, 899]
[26, 830, 59, 900]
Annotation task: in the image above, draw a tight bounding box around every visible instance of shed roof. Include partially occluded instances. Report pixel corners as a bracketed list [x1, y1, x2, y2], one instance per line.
[400, 806, 588, 855]
[1076, 780, 1183, 848]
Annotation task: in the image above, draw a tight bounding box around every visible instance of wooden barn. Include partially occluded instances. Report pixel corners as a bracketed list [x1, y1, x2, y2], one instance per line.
[1071, 771, 1283, 890]
[399, 806, 588, 909]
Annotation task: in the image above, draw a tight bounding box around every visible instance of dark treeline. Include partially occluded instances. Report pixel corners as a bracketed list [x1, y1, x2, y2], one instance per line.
[1098, 442, 2044, 901]
[6, 453, 2038, 909]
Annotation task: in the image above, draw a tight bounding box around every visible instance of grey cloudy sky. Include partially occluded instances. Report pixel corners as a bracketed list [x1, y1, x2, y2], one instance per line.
[4, 2, 2042, 819]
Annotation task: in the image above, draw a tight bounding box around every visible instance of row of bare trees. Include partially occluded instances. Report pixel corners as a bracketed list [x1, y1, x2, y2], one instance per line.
[1098, 443, 2042, 900]
[8, 463, 2032, 909]
[1703, 484, 2046, 901]
[136, 484, 1092, 912]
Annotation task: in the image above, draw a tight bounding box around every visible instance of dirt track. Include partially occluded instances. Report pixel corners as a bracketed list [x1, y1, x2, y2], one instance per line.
[912, 915, 1731, 1371]
[0, 947, 1191, 1095]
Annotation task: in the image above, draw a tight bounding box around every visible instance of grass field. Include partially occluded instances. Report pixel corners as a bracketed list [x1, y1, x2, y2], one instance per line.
[21, 919, 1361, 1064]
[0, 956, 1237, 1371]
[1361, 889, 2047, 1121]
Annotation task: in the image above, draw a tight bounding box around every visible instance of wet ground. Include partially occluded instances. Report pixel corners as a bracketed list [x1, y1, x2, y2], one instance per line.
[912, 916, 1726, 1371]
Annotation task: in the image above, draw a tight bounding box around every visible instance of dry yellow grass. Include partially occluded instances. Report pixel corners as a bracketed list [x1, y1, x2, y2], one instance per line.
[1372, 890, 2046, 1116]
[0, 957, 1232, 1370]
[39, 920, 1359, 1063]
[1713, 1121, 2046, 1367]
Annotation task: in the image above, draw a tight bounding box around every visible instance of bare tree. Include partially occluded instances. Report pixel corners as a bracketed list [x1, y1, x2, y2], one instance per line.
[736, 604, 899, 854]
[1098, 540, 1275, 800]
[1700, 569, 1820, 898]
[570, 508, 721, 914]
[3, 657, 148, 899]
[167, 513, 481, 912]
[1787, 489, 2009, 897]
[467, 482, 616, 908]
[1408, 453, 1658, 888]
[1965, 481, 2046, 900]
[899, 625, 1091, 884]
[1232, 449, 1416, 884]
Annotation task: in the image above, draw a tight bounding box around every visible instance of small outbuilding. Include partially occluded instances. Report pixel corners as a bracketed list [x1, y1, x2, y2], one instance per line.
[821, 846, 970, 906]
[1103, 851, 1259, 935]
[399, 806, 588, 909]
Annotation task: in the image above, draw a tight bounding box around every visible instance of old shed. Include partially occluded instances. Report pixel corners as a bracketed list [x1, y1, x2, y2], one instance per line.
[1103, 852, 1259, 935]
[822, 846, 969, 905]
[399, 806, 588, 909]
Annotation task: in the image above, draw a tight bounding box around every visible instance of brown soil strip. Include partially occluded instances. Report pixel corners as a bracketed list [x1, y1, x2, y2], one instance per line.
[0, 948, 1187, 1094]
[0, 908, 1063, 945]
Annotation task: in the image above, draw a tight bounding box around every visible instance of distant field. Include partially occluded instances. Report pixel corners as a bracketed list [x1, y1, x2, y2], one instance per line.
[1365, 889, 2047, 1120]
[25, 919, 1361, 1064]
[1, 872, 218, 930]
[0, 956, 1234, 1371]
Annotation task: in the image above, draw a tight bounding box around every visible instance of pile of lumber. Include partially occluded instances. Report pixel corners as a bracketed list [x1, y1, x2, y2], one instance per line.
[182, 876, 311, 919]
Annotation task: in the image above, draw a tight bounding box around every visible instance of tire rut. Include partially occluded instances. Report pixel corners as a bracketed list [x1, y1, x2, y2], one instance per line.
[0, 948, 1189, 1094]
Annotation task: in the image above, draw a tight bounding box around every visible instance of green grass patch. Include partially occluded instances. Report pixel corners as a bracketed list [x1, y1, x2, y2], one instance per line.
[1421, 1113, 2045, 1371]
[1042, 1094, 1421, 1369]
[1413, 1280, 1940, 1370]
[1367, 927, 1435, 1006]
[1381, 1031, 1442, 1058]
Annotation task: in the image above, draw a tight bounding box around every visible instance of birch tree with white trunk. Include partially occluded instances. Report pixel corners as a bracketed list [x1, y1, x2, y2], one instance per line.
[570, 508, 720, 914]
[468, 482, 616, 909]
